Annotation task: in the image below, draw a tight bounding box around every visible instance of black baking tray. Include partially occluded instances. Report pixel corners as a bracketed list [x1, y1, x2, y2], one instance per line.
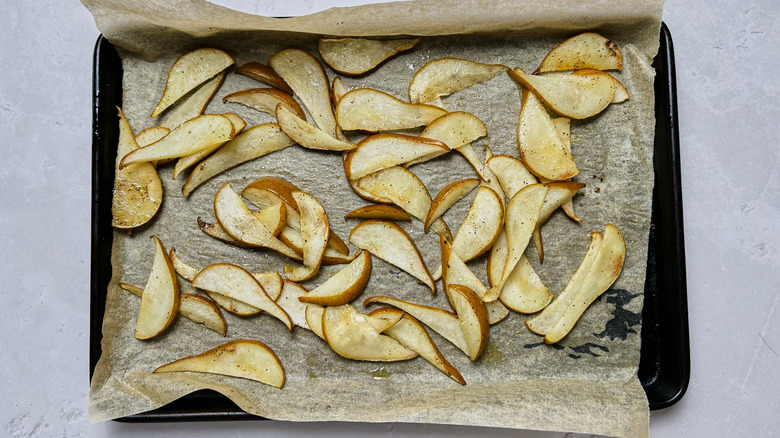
[90, 23, 689, 421]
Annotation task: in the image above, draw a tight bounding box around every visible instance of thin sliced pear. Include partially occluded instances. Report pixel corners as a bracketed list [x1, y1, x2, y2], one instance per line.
[236, 61, 294, 95]
[223, 88, 306, 120]
[535, 32, 623, 73]
[610, 75, 630, 103]
[305, 304, 326, 338]
[349, 220, 435, 293]
[526, 231, 602, 335]
[517, 89, 579, 181]
[276, 105, 355, 151]
[173, 113, 246, 179]
[451, 186, 505, 262]
[486, 155, 538, 199]
[409, 57, 508, 104]
[197, 217, 252, 247]
[344, 133, 449, 180]
[544, 224, 626, 343]
[499, 254, 552, 314]
[135, 236, 179, 339]
[322, 305, 417, 361]
[182, 123, 295, 196]
[509, 67, 616, 119]
[192, 263, 293, 331]
[365, 307, 405, 333]
[151, 48, 234, 117]
[168, 248, 200, 281]
[336, 88, 446, 132]
[354, 166, 432, 222]
[344, 204, 411, 221]
[278, 226, 357, 266]
[120, 115, 234, 168]
[154, 339, 284, 388]
[269, 49, 338, 137]
[425, 178, 479, 232]
[374, 308, 466, 385]
[160, 72, 225, 130]
[135, 126, 170, 148]
[298, 251, 371, 306]
[332, 76, 348, 105]
[446, 284, 489, 361]
[318, 37, 420, 75]
[111, 108, 163, 229]
[531, 181, 585, 262]
[275, 280, 310, 330]
[283, 191, 329, 282]
[486, 229, 508, 288]
[407, 111, 487, 166]
[483, 184, 548, 302]
[213, 183, 301, 260]
[363, 296, 468, 355]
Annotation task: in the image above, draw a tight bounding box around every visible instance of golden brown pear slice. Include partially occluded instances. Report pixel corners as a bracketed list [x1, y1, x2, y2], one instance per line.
[408, 111, 487, 166]
[223, 88, 306, 120]
[516, 89, 579, 181]
[344, 205, 411, 221]
[135, 126, 170, 149]
[498, 255, 551, 314]
[425, 178, 480, 233]
[486, 155, 539, 199]
[192, 263, 293, 331]
[154, 339, 285, 388]
[276, 105, 355, 151]
[487, 228, 507, 288]
[213, 183, 301, 260]
[450, 186, 505, 262]
[409, 58, 508, 104]
[200, 202, 286, 244]
[172, 113, 246, 179]
[160, 72, 225, 130]
[354, 167, 431, 220]
[278, 226, 356, 266]
[111, 108, 163, 229]
[120, 115, 234, 168]
[350, 220, 435, 293]
[236, 62, 294, 95]
[336, 88, 447, 132]
[373, 308, 466, 385]
[365, 307, 405, 333]
[283, 191, 330, 282]
[275, 280, 310, 330]
[318, 37, 420, 75]
[446, 284, 489, 360]
[332, 76, 348, 105]
[363, 296, 468, 355]
[135, 236, 179, 339]
[344, 133, 449, 180]
[535, 32, 623, 73]
[322, 305, 417, 361]
[544, 224, 625, 343]
[509, 67, 616, 119]
[269, 49, 338, 137]
[298, 251, 371, 306]
[483, 184, 548, 302]
[151, 48, 234, 117]
[305, 304, 326, 338]
[182, 123, 295, 196]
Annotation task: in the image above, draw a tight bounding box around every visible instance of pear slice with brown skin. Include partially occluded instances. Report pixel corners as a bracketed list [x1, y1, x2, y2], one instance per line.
[318, 37, 420, 75]
[409, 57, 508, 104]
[535, 32, 623, 73]
[269, 49, 338, 138]
[407, 111, 487, 166]
[160, 72, 225, 131]
[278, 226, 357, 266]
[135, 126, 170, 149]
[154, 339, 285, 388]
[344, 205, 411, 221]
[332, 76, 348, 105]
[446, 284, 489, 361]
[344, 134, 449, 180]
[371, 307, 466, 385]
[192, 263, 293, 331]
[298, 251, 371, 306]
[509, 67, 616, 120]
[322, 305, 417, 361]
[213, 183, 301, 260]
[236, 62, 294, 95]
[283, 191, 330, 282]
[172, 113, 246, 179]
[498, 254, 552, 314]
[111, 108, 163, 229]
[274, 280, 310, 330]
[350, 220, 435, 293]
[276, 105, 355, 151]
[544, 224, 625, 343]
[121, 284, 227, 336]
[450, 186, 505, 262]
[336, 88, 447, 132]
[486, 155, 539, 199]
[151, 48, 234, 117]
[182, 123, 295, 197]
[425, 178, 480, 233]
[223, 88, 306, 120]
[135, 236, 179, 340]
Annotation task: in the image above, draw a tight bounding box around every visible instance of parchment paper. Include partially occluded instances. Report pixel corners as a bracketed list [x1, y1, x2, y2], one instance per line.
[84, 1, 663, 437]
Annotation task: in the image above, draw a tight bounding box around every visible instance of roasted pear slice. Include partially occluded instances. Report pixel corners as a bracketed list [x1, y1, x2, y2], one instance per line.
[223, 88, 306, 120]
[408, 111, 487, 166]
[275, 280, 310, 330]
[344, 133, 449, 180]
[318, 37, 420, 75]
[172, 113, 246, 179]
[425, 178, 480, 233]
[446, 285, 489, 361]
[336, 88, 447, 132]
[160, 72, 225, 130]
[236, 61, 294, 95]
[509, 67, 616, 119]
[332, 76, 348, 105]
[112, 108, 163, 229]
[498, 254, 552, 314]
[283, 191, 330, 282]
[344, 205, 412, 221]
[134, 236, 179, 340]
[450, 186, 505, 262]
[322, 305, 417, 361]
[276, 105, 355, 151]
[151, 48, 234, 117]
[535, 32, 623, 73]
[531, 181, 585, 262]
[154, 339, 285, 388]
[298, 251, 371, 306]
[486, 154, 539, 199]
[409, 57, 508, 104]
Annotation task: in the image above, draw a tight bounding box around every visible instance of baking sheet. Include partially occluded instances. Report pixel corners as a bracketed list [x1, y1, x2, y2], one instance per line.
[85, 1, 665, 436]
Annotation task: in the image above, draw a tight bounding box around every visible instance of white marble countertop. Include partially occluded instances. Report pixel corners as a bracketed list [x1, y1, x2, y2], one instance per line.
[1, 1, 778, 437]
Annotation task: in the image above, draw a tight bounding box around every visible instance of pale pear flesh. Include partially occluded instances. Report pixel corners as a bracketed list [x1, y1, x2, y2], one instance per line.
[451, 186, 505, 262]
[345, 133, 449, 180]
[486, 155, 539, 199]
[160, 72, 225, 130]
[336, 88, 447, 132]
[223, 88, 306, 120]
[276, 105, 355, 151]
[425, 178, 480, 232]
[275, 280, 310, 330]
[446, 284, 489, 361]
[298, 251, 371, 306]
[318, 37, 420, 75]
[135, 236, 179, 340]
[535, 32, 623, 73]
[173, 113, 245, 179]
[409, 57, 508, 104]
[498, 254, 552, 314]
[322, 305, 417, 361]
[283, 191, 330, 282]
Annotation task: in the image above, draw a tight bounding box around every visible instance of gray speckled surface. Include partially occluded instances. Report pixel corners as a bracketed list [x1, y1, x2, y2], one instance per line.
[1, 0, 778, 437]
